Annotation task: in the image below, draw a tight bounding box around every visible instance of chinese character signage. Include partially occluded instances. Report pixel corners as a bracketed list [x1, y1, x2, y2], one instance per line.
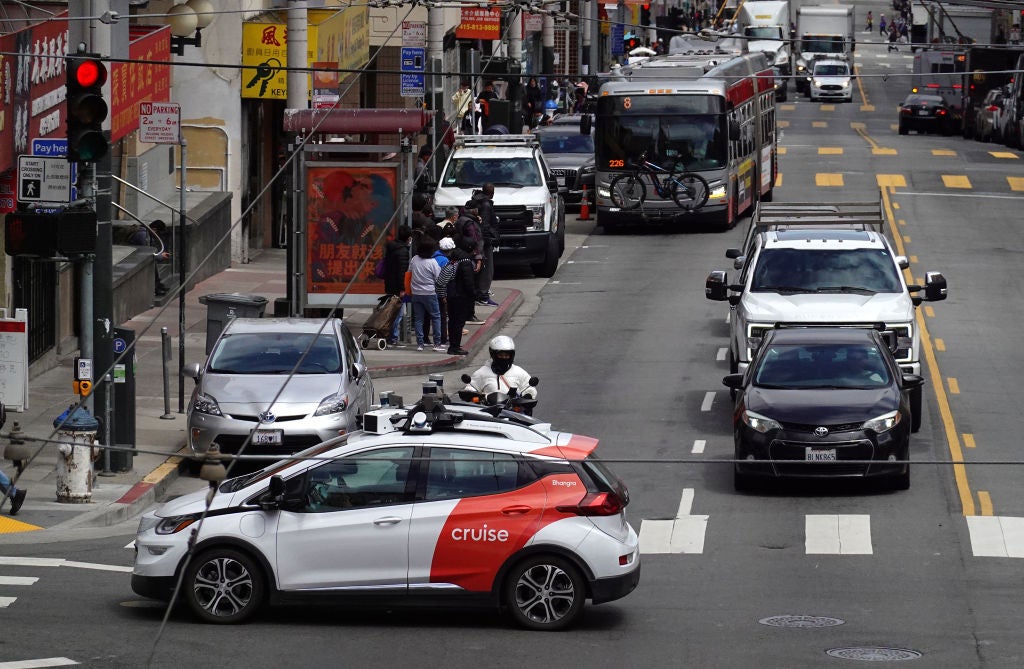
[456, 8, 501, 40]
[111, 25, 172, 142]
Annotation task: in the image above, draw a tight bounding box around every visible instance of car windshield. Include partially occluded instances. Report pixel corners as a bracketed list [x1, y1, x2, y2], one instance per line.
[754, 343, 892, 389]
[815, 64, 848, 76]
[441, 157, 542, 187]
[208, 332, 343, 374]
[537, 133, 595, 154]
[751, 248, 903, 293]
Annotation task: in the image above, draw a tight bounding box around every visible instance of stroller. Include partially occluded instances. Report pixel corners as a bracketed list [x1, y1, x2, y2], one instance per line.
[359, 294, 402, 350]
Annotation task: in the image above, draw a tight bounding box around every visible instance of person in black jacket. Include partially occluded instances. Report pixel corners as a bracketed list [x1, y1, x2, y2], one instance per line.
[471, 183, 500, 307]
[383, 225, 411, 345]
[524, 76, 545, 129]
[442, 236, 478, 355]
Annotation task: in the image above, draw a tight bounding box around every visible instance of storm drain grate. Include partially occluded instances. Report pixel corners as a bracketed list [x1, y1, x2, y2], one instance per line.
[826, 647, 923, 661]
[759, 615, 845, 629]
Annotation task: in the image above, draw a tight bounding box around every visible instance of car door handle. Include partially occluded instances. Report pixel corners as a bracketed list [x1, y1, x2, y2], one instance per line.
[374, 516, 404, 526]
[501, 505, 532, 515]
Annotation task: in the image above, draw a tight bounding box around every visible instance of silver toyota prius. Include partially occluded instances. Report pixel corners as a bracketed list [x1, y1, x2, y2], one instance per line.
[185, 318, 374, 460]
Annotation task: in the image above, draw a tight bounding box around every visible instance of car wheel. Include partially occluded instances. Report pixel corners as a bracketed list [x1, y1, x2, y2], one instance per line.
[909, 386, 922, 433]
[531, 234, 560, 278]
[734, 468, 755, 493]
[505, 555, 586, 631]
[184, 548, 265, 624]
[898, 121, 908, 135]
[892, 465, 910, 491]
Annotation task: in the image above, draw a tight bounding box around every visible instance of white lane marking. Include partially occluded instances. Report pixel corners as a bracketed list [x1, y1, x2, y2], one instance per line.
[0, 576, 37, 585]
[0, 659, 79, 668]
[700, 392, 716, 412]
[806, 514, 872, 555]
[0, 557, 132, 573]
[640, 489, 708, 554]
[0, 596, 16, 608]
[967, 516, 1024, 558]
[716, 347, 727, 361]
[691, 439, 706, 454]
[725, 311, 731, 324]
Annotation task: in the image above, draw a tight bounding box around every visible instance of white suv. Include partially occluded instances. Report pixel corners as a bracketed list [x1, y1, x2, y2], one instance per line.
[809, 58, 852, 102]
[433, 134, 565, 278]
[132, 388, 640, 629]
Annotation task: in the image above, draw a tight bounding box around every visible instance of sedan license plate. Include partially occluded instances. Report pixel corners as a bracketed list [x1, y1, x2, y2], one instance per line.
[252, 429, 283, 445]
[917, 110, 929, 116]
[805, 447, 836, 461]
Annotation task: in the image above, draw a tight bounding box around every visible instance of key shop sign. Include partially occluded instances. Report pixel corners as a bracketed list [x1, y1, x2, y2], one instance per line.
[139, 102, 181, 144]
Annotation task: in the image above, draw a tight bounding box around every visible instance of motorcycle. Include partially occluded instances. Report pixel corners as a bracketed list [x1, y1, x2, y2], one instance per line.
[458, 373, 539, 416]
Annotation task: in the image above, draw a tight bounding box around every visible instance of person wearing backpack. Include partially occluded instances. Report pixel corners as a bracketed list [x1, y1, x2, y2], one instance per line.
[436, 235, 478, 355]
[471, 183, 500, 307]
[456, 201, 485, 323]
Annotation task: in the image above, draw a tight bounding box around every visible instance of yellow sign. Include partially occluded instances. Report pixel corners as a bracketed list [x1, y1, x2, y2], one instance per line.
[241, 7, 369, 100]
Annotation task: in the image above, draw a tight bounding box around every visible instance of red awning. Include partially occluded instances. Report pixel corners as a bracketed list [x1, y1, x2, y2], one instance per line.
[282, 108, 434, 134]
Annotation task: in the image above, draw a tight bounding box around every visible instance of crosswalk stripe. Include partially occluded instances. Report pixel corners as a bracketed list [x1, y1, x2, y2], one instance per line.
[967, 516, 1024, 557]
[0, 596, 16, 608]
[640, 489, 709, 554]
[0, 576, 37, 585]
[941, 175, 972, 189]
[806, 514, 873, 555]
[0, 659, 79, 668]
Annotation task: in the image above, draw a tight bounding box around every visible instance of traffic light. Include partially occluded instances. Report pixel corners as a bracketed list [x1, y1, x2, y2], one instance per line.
[625, 34, 640, 52]
[66, 54, 109, 163]
[641, 3, 651, 27]
[4, 210, 98, 257]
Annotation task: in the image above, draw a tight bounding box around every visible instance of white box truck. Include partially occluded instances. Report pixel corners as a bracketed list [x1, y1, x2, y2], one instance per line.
[795, 5, 855, 94]
[739, 1, 793, 74]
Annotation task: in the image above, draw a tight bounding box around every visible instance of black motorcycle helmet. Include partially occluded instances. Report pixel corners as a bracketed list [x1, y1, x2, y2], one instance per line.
[489, 335, 515, 374]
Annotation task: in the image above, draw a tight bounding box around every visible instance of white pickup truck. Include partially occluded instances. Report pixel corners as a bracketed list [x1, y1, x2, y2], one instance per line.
[705, 199, 947, 431]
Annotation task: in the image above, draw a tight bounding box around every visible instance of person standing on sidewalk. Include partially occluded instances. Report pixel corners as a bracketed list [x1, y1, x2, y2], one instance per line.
[456, 201, 485, 323]
[408, 237, 445, 352]
[471, 183, 500, 307]
[0, 402, 26, 515]
[383, 224, 412, 346]
[439, 236, 477, 355]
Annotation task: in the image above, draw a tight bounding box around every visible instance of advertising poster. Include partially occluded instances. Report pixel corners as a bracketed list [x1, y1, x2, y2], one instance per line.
[305, 163, 398, 298]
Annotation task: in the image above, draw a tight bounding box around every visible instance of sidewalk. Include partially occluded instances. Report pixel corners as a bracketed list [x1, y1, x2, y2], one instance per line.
[0, 248, 522, 536]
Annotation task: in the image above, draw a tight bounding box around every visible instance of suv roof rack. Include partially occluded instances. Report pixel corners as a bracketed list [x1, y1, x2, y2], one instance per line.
[453, 134, 540, 148]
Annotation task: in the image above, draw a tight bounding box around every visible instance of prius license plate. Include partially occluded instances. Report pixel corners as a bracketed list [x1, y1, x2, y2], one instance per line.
[805, 447, 836, 461]
[252, 429, 283, 445]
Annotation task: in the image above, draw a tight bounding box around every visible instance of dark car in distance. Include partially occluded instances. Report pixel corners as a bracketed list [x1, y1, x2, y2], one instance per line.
[533, 114, 595, 209]
[898, 93, 956, 136]
[723, 326, 924, 492]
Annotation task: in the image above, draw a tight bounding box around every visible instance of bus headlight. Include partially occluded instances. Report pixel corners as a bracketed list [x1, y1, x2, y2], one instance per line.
[708, 185, 727, 200]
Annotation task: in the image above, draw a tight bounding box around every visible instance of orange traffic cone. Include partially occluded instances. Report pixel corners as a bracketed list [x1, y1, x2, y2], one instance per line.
[579, 185, 591, 220]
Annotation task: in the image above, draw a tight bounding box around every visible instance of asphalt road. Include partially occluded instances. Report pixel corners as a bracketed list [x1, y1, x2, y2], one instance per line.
[3, 19, 1024, 669]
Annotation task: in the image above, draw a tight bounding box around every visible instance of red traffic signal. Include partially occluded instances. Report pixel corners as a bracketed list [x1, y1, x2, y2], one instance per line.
[66, 55, 109, 163]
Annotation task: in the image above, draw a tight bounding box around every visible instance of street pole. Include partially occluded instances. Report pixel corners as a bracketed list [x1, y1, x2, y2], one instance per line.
[177, 139, 188, 413]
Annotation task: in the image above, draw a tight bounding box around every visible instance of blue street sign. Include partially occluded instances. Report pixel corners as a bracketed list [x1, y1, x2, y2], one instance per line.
[400, 47, 425, 97]
[611, 24, 625, 55]
[31, 138, 78, 188]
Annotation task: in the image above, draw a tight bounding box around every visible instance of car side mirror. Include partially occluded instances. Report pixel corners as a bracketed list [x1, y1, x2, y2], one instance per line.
[725, 248, 742, 259]
[706, 270, 729, 301]
[183, 362, 202, 380]
[722, 374, 744, 389]
[924, 271, 947, 301]
[901, 374, 925, 390]
[351, 361, 367, 380]
[259, 475, 287, 510]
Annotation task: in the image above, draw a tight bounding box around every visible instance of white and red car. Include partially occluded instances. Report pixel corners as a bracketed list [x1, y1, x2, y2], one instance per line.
[132, 394, 640, 630]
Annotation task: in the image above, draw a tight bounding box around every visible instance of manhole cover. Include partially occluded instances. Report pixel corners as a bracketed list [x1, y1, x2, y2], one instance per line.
[759, 615, 845, 628]
[826, 647, 923, 661]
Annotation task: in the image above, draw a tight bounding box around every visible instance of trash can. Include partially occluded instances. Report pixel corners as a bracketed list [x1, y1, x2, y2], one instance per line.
[199, 293, 268, 354]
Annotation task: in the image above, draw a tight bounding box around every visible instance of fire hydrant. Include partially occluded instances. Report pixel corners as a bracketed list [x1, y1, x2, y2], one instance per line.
[54, 405, 98, 503]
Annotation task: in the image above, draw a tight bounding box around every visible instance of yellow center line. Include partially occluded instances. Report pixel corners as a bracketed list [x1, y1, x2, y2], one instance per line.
[963, 433, 976, 448]
[881, 185, 975, 516]
[978, 491, 993, 516]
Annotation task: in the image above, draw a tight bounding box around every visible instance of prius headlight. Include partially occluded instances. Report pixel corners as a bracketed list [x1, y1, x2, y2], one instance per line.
[862, 410, 901, 434]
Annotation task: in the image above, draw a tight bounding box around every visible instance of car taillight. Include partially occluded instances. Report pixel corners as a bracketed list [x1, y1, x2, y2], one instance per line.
[937, 109, 947, 116]
[901, 108, 912, 115]
[987, 105, 999, 112]
[557, 492, 624, 516]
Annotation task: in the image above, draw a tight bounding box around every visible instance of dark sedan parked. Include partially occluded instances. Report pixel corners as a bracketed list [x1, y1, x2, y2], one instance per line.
[533, 114, 595, 209]
[898, 93, 956, 136]
[723, 327, 924, 492]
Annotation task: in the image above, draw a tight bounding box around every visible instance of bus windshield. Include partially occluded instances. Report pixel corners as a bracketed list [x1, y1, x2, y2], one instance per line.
[594, 106, 727, 172]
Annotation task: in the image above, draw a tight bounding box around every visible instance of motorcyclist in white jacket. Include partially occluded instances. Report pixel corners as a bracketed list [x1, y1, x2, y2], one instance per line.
[466, 336, 537, 399]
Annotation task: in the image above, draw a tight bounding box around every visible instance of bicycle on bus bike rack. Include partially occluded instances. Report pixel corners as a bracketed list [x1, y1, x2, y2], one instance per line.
[608, 150, 711, 212]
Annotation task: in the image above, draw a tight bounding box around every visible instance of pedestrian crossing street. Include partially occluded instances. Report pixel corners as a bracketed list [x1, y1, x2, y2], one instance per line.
[639, 490, 1024, 558]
